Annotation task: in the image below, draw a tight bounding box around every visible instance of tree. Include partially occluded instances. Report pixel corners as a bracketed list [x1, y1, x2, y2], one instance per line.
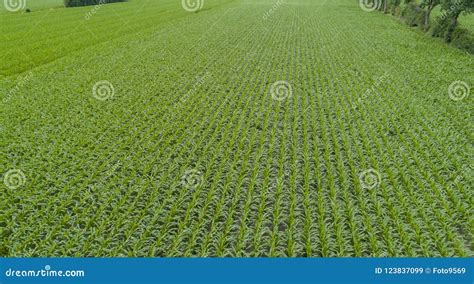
[440, 0, 474, 42]
[420, 0, 441, 29]
[390, 0, 402, 13]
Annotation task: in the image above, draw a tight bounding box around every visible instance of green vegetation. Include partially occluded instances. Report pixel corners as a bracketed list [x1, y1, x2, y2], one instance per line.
[368, 0, 474, 53]
[0, 0, 63, 13]
[0, 0, 230, 77]
[1, 0, 473, 257]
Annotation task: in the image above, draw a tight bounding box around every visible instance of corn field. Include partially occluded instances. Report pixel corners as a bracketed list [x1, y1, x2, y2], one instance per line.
[0, 0, 472, 257]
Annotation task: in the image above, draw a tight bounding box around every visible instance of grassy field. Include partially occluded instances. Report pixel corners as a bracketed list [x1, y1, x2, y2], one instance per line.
[0, 0, 233, 76]
[1, 0, 473, 257]
[0, 0, 63, 13]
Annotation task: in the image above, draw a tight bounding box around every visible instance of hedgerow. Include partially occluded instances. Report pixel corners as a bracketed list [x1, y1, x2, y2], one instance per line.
[368, 0, 474, 54]
[64, 0, 127, 7]
[401, 3, 427, 27]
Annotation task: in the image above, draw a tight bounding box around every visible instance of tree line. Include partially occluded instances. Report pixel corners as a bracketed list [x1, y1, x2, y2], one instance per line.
[369, 0, 473, 53]
[64, 0, 127, 8]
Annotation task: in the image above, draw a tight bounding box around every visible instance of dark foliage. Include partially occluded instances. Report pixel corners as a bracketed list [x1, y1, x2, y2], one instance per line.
[401, 3, 427, 26]
[64, 0, 127, 8]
